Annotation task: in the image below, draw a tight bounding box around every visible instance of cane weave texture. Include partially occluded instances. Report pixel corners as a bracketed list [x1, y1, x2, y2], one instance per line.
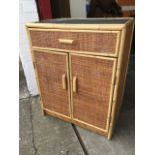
[71, 55, 114, 129]
[30, 30, 78, 51]
[33, 51, 70, 116]
[78, 32, 117, 54]
[30, 30, 117, 54]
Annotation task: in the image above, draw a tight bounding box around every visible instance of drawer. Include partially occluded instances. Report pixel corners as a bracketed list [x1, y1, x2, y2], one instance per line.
[29, 29, 120, 56]
[29, 29, 78, 51]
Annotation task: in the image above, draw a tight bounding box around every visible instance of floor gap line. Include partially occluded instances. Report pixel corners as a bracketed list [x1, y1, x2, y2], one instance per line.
[72, 124, 89, 155]
[29, 97, 38, 155]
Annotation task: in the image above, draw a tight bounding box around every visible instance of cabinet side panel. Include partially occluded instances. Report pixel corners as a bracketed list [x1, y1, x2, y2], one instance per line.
[115, 23, 134, 118]
[108, 20, 134, 139]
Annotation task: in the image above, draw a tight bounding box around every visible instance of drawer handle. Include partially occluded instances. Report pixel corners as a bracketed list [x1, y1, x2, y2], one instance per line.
[58, 39, 75, 44]
[73, 76, 77, 93]
[62, 74, 67, 90]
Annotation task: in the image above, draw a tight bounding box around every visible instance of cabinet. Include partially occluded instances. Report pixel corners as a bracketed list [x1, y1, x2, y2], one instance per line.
[26, 18, 134, 139]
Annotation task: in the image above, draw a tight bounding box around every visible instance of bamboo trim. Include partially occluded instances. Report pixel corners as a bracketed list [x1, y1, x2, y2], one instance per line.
[44, 108, 71, 120]
[70, 52, 117, 61]
[32, 48, 67, 55]
[120, 22, 134, 107]
[108, 20, 134, 139]
[108, 28, 126, 139]
[66, 53, 72, 119]
[106, 58, 117, 131]
[70, 53, 117, 132]
[73, 118, 108, 132]
[69, 54, 73, 120]
[32, 46, 118, 58]
[28, 27, 120, 33]
[115, 32, 121, 56]
[67, 53, 73, 119]
[26, 27, 35, 62]
[26, 27, 45, 115]
[26, 23, 125, 31]
[106, 28, 122, 132]
[72, 119, 108, 137]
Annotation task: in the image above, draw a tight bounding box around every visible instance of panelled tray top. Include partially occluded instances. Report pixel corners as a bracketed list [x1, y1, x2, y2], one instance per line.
[26, 18, 134, 139]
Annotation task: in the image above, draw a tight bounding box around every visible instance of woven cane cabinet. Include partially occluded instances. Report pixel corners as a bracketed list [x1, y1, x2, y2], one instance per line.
[26, 18, 134, 139]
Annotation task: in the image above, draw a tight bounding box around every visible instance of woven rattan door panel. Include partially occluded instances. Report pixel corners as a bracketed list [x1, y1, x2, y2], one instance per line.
[33, 50, 71, 118]
[70, 54, 116, 131]
[29, 29, 78, 51]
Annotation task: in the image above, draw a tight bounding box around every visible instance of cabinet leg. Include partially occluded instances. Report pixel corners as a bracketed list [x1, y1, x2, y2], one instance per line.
[42, 109, 46, 116]
[39, 96, 46, 116]
[108, 133, 112, 140]
[108, 126, 113, 140]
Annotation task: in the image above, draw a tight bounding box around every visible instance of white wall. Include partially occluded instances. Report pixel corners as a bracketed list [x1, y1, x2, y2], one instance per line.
[69, 0, 86, 18]
[19, 0, 39, 96]
[19, 0, 87, 96]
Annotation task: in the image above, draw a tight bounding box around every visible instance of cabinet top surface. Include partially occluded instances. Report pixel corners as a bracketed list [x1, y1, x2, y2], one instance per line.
[26, 18, 134, 30]
[35, 18, 129, 24]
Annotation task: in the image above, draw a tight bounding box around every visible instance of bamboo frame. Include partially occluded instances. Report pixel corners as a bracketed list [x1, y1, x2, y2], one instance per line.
[108, 19, 134, 139]
[26, 27, 45, 115]
[32, 46, 118, 58]
[26, 17, 134, 139]
[108, 29, 126, 139]
[28, 27, 119, 33]
[44, 108, 71, 122]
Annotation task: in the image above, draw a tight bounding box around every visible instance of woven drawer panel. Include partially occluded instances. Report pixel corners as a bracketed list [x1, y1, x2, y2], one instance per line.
[29, 29, 118, 55]
[71, 55, 115, 129]
[30, 30, 78, 50]
[33, 51, 70, 116]
[78, 32, 117, 54]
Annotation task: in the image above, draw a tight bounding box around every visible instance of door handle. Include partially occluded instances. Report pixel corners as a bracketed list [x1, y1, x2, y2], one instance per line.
[62, 74, 67, 90]
[73, 76, 77, 93]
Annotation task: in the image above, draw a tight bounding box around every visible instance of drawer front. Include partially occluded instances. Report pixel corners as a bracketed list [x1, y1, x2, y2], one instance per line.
[70, 53, 117, 131]
[29, 29, 120, 56]
[78, 31, 119, 55]
[29, 29, 78, 50]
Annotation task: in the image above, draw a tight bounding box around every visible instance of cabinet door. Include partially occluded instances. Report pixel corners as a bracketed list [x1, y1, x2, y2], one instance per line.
[33, 50, 71, 118]
[70, 54, 117, 131]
